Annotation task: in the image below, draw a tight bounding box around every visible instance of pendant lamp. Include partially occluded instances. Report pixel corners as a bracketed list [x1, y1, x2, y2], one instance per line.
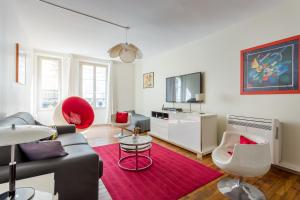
[108, 28, 143, 63]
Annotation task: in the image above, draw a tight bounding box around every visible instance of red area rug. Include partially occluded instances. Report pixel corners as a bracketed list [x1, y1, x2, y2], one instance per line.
[93, 143, 222, 200]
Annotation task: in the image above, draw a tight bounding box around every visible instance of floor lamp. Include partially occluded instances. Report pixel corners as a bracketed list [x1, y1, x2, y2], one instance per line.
[0, 125, 54, 200]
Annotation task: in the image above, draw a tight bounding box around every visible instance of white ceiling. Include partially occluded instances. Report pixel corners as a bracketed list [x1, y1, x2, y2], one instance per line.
[14, 0, 283, 60]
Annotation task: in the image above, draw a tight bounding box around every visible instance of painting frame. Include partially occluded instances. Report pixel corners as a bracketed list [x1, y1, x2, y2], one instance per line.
[240, 35, 300, 95]
[143, 72, 154, 89]
[16, 43, 26, 85]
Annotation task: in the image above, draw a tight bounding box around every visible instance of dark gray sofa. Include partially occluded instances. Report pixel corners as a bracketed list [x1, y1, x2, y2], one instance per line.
[0, 112, 102, 200]
[125, 110, 150, 133]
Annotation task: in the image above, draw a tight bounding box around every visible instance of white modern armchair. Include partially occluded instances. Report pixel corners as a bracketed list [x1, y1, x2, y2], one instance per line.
[111, 113, 132, 138]
[212, 131, 271, 200]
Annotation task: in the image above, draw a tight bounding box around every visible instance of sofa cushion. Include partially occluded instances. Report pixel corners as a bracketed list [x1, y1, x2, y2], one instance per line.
[19, 141, 68, 161]
[56, 133, 88, 147]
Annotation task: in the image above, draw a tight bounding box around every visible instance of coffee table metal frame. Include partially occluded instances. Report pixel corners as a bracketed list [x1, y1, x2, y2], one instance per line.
[118, 136, 153, 171]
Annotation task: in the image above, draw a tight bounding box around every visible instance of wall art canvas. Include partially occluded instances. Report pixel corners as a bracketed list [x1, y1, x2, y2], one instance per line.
[241, 35, 300, 95]
[143, 72, 154, 88]
[16, 43, 26, 85]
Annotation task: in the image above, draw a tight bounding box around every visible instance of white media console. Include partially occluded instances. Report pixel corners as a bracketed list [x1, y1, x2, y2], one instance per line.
[149, 111, 218, 158]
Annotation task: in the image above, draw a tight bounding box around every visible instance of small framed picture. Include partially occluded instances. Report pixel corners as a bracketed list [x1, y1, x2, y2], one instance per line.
[143, 72, 154, 88]
[16, 43, 26, 85]
[241, 35, 300, 95]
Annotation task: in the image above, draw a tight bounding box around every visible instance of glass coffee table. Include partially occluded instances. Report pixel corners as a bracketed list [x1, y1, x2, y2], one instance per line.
[118, 135, 153, 171]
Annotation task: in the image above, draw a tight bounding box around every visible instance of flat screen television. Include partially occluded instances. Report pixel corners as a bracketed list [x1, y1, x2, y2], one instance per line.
[166, 72, 202, 103]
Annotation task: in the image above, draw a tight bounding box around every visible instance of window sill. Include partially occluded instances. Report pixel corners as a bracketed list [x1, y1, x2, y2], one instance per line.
[93, 107, 106, 110]
[38, 109, 54, 112]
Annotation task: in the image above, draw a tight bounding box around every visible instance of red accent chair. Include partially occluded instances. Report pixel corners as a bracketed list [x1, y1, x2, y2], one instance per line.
[54, 96, 94, 130]
[111, 112, 132, 138]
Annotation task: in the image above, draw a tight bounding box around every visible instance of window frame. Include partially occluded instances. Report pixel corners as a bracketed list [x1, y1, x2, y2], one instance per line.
[79, 62, 108, 109]
[37, 55, 63, 111]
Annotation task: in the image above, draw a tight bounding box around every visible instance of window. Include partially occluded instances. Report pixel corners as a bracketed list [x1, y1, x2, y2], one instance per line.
[37, 56, 62, 110]
[80, 62, 107, 108]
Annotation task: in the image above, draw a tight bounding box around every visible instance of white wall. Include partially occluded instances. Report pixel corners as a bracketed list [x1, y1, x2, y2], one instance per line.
[1, 0, 32, 117]
[135, 0, 300, 171]
[114, 63, 135, 112]
[0, 0, 5, 118]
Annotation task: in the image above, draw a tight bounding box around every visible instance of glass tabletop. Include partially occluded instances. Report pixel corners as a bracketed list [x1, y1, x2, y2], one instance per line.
[119, 135, 152, 146]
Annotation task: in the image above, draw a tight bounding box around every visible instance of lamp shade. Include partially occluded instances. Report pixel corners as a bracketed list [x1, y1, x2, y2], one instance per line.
[108, 43, 143, 63]
[119, 46, 136, 63]
[0, 125, 55, 146]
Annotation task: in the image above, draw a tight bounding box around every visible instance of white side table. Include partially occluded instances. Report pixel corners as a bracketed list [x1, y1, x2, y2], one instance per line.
[0, 173, 57, 200]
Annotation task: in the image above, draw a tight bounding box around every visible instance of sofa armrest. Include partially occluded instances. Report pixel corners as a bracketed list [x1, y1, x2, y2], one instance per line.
[135, 117, 150, 132]
[0, 159, 57, 183]
[55, 125, 76, 135]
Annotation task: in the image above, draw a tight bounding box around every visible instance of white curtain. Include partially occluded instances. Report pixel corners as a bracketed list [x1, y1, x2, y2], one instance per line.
[67, 54, 80, 97]
[105, 61, 117, 123]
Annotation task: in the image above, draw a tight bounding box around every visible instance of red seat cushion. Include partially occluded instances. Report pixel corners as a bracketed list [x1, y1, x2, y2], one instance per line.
[240, 135, 257, 144]
[227, 136, 257, 157]
[116, 112, 128, 123]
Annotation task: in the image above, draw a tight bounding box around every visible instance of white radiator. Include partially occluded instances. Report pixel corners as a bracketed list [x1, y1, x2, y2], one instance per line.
[226, 114, 282, 165]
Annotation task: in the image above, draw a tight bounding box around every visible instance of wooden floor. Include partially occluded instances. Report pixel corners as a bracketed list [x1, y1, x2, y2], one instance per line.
[85, 125, 300, 200]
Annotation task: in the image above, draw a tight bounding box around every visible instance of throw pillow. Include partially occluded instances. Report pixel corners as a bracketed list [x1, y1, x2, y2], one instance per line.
[240, 135, 257, 144]
[116, 112, 129, 123]
[19, 141, 68, 161]
[69, 112, 82, 125]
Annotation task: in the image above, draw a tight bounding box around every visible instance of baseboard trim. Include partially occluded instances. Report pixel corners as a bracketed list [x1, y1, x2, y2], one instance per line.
[275, 162, 300, 175]
[92, 124, 110, 127]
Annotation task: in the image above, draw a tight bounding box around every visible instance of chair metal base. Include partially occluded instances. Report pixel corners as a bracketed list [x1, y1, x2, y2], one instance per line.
[0, 187, 35, 200]
[217, 178, 266, 200]
[114, 132, 130, 139]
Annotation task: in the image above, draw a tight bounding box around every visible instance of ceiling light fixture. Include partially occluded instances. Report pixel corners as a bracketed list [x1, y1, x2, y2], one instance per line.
[39, 0, 142, 63]
[108, 28, 142, 63]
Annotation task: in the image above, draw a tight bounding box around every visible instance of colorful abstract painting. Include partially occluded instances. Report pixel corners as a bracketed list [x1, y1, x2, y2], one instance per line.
[241, 35, 300, 94]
